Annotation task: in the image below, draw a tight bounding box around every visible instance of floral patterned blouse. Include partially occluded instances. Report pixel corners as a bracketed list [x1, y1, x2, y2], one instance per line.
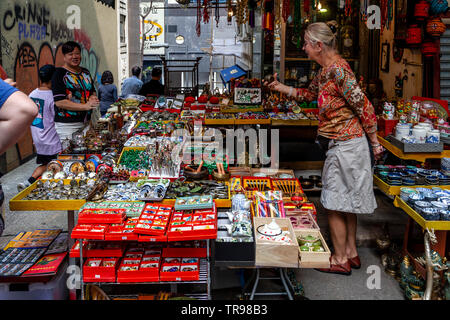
[295, 58, 377, 141]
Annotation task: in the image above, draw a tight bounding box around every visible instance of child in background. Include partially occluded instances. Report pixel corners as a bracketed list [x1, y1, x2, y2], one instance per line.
[98, 70, 118, 116]
[17, 65, 62, 191]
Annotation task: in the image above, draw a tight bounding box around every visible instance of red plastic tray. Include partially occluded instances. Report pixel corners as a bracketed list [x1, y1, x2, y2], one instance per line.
[83, 258, 119, 283]
[78, 208, 126, 224]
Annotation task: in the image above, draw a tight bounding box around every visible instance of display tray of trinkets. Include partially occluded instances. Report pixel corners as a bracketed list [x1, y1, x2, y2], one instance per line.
[116, 247, 162, 283]
[386, 135, 444, 153]
[118, 143, 182, 180]
[214, 210, 255, 265]
[253, 217, 299, 268]
[166, 203, 218, 241]
[295, 229, 331, 269]
[9, 179, 96, 211]
[204, 113, 236, 125]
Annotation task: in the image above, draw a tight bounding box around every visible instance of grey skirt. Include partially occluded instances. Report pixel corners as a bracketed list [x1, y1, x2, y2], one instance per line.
[320, 136, 377, 214]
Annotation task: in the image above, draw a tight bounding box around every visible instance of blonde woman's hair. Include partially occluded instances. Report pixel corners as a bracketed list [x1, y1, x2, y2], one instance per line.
[305, 20, 339, 51]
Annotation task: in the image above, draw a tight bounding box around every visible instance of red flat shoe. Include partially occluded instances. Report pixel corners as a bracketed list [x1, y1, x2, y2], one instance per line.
[348, 256, 361, 269]
[315, 259, 352, 276]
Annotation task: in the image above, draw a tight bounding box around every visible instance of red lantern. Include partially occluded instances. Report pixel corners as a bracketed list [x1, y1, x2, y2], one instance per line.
[414, 0, 430, 21]
[421, 40, 440, 56]
[406, 25, 422, 47]
[426, 17, 446, 37]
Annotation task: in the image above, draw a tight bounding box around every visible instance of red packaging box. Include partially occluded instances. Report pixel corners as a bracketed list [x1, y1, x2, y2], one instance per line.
[377, 118, 399, 137]
[78, 208, 126, 224]
[105, 218, 139, 241]
[71, 224, 108, 240]
[69, 240, 87, 258]
[162, 247, 207, 258]
[70, 241, 124, 258]
[116, 256, 160, 283]
[134, 204, 174, 236]
[159, 259, 200, 281]
[83, 258, 119, 282]
[167, 205, 217, 241]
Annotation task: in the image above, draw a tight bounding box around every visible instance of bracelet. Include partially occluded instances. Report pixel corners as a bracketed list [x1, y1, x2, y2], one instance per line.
[288, 87, 294, 97]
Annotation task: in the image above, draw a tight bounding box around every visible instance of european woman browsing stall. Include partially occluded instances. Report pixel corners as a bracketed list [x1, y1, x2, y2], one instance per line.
[265, 21, 384, 275]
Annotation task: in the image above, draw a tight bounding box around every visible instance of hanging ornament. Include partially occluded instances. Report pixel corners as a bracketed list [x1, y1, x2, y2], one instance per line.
[345, 0, 352, 17]
[426, 16, 446, 37]
[360, 0, 369, 22]
[203, 0, 210, 24]
[294, 0, 301, 48]
[249, 0, 257, 28]
[304, 0, 310, 15]
[282, 0, 290, 23]
[196, 0, 202, 36]
[244, 0, 249, 24]
[227, 0, 233, 25]
[386, 0, 393, 30]
[263, 0, 274, 31]
[215, 0, 220, 27]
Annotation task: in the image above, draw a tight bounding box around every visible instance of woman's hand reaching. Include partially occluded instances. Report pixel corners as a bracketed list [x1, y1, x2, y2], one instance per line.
[263, 73, 291, 96]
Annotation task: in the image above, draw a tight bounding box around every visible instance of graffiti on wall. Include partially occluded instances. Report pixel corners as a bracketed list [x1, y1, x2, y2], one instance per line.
[2, 2, 100, 94]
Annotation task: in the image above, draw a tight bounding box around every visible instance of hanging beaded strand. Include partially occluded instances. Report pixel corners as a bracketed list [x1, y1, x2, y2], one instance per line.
[294, 0, 301, 48]
[215, 0, 220, 27]
[282, 0, 290, 23]
[197, 0, 202, 36]
[345, 0, 352, 17]
[203, 0, 210, 24]
[386, 0, 393, 30]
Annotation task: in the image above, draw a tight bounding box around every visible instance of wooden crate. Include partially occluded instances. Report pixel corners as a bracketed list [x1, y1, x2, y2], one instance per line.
[9, 179, 86, 211]
[295, 229, 330, 268]
[253, 217, 299, 268]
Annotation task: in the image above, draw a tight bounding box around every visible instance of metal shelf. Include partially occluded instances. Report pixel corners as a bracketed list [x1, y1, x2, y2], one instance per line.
[88, 259, 209, 286]
[79, 238, 212, 300]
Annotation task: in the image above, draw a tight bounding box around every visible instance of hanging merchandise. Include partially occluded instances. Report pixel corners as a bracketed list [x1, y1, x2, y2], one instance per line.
[263, 0, 274, 31]
[249, 0, 257, 28]
[282, 0, 290, 23]
[426, 16, 446, 38]
[294, 0, 301, 48]
[203, 0, 210, 24]
[304, 0, 310, 15]
[380, 0, 393, 33]
[345, 0, 352, 17]
[414, 0, 430, 21]
[429, 0, 449, 15]
[227, 0, 233, 25]
[360, 0, 369, 21]
[406, 25, 422, 47]
[197, 0, 202, 36]
[215, 0, 220, 27]
[421, 40, 440, 57]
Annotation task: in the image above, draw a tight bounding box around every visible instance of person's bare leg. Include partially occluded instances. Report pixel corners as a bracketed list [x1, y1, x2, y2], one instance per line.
[327, 210, 348, 265]
[345, 213, 358, 259]
[31, 165, 47, 179]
